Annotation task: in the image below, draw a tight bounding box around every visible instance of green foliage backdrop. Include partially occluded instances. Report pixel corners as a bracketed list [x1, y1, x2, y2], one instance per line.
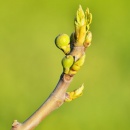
[0, 0, 130, 129]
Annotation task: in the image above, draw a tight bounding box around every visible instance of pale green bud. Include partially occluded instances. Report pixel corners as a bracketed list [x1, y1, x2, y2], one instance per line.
[55, 34, 70, 54]
[74, 84, 84, 97]
[65, 84, 84, 102]
[62, 55, 74, 74]
[71, 54, 85, 71]
[74, 5, 87, 46]
[84, 31, 92, 48]
[85, 8, 92, 31]
[75, 5, 85, 27]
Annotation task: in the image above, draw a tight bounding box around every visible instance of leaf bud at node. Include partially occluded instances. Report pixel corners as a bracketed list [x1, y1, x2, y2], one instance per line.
[55, 34, 71, 54]
[84, 31, 92, 48]
[71, 54, 85, 71]
[62, 55, 74, 74]
[55, 34, 70, 48]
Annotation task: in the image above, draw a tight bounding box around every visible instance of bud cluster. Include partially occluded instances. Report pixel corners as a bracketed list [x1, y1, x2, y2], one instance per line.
[54, 5, 92, 75]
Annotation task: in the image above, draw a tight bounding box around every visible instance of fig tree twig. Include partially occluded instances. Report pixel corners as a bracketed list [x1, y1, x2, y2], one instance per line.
[11, 5, 92, 130]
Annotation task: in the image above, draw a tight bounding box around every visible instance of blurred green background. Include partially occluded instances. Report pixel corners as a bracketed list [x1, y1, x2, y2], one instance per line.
[0, 0, 130, 129]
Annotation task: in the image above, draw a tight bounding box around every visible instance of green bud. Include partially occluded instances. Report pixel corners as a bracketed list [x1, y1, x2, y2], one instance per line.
[65, 84, 84, 102]
[55, 34, 70, 54]
[75, 5, 86, 27]
[62, 55, 74, 74]
[85, 8, 92, 31]
[74, 5, 87, 46]
[71, 54, 85, 71]
[83, 31, 92, 48]
[74, 5, 92, 46]
[74, 84, 84, 97]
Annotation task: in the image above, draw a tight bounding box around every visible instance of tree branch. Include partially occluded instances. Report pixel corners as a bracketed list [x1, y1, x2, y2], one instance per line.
[12, 74, 73, 130]
[11, 5, 92, 130]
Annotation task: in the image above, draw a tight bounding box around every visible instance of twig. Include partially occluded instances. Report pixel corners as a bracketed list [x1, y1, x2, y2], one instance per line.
[11, 5, 92, 130]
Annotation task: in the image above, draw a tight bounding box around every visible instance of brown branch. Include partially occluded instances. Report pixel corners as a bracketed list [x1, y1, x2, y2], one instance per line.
[11, 46, 84, 130]
[11, 5, 92, 130]
[11, 74, 73, 130]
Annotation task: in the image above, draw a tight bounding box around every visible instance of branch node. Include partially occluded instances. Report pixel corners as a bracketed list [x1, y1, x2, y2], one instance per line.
[63, 74, 73, 82]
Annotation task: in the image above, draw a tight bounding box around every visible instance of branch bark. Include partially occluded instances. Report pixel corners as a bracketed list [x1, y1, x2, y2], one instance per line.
[11, 74, 73, 130]
[11, 5, 92, 130]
